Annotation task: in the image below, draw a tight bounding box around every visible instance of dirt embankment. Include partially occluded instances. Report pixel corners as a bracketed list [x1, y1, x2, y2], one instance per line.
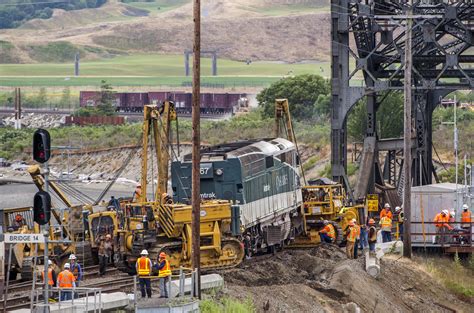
[218, 245, 472, 312]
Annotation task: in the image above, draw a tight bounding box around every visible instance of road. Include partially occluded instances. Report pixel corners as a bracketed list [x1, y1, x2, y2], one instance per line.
[0, 181, 135, 209]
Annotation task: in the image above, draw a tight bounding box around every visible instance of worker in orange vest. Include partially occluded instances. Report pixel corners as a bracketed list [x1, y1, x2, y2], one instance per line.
[57, 263, 76, 301]
[319, 220, 336, 244]
[136, 250, 153, 298]
[461, 204, 472, 229]
[345, 220, 358, 259]
[379, 215, 392, 243]
[155, 252, 172, 298]
[41, 260, 57, 287]
[433, 210, 452, 244]
[380, 203, 393, 219]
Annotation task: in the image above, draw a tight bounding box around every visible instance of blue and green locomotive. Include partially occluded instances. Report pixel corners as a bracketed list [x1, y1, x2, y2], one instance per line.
[171, 137, 302, 251]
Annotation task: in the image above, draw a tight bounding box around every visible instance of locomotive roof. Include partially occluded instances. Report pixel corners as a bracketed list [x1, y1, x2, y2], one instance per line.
[181, 138, 295, 162]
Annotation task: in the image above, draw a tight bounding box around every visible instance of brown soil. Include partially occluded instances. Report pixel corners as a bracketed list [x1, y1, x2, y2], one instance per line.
[218, 245, 472, 312]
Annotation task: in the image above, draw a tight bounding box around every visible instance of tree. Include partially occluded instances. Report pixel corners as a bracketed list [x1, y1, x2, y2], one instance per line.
[97, 80, 116, 116]
[59, 87, 72, 108]
[348, 92, 404, 141]
[257, 74, 330, 120]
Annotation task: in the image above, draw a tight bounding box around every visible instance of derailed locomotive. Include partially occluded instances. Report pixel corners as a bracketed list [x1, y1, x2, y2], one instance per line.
[171, 137, 302, 252]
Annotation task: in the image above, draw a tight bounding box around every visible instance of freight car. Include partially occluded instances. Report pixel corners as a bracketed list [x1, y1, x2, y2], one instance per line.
[171, 138, 302, 251]
[79, 91, 248, 115]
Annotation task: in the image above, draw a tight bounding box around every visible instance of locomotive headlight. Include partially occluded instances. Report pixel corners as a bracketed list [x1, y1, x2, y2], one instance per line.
[215, 168, 224, 176]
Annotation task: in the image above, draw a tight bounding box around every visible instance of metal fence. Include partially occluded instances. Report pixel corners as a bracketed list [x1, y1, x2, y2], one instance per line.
[30, 287, 102, 312]
[132, 267, 199, 310]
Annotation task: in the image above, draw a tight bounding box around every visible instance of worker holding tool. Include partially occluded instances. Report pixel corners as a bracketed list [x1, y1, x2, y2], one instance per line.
[434, 210, 452, 244]
[379, 214, 392, 242]
[155, 252, 172, 298]
[461, 204, 472, 229]
[136, 250, 153, 298]
[367, 219, 377, 253]
[395, 206, 404, 241]
[319, 220, 336, 243]
[345, 220, 358, 259]
[57, 263, 76, 301]
[69, 254, 83, 287]
[97, 234, 114, 276]
[380, 203, 393, 219]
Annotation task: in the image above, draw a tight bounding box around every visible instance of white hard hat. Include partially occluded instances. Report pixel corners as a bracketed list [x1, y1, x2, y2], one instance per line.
[442, 209, 449, 215]
[395, 206, 401, 212]
[384, 203, 390, 208]
[450, 211, 455, 217]
[64, 263, 70, 269]
[69, 254, 76, 260]
[48, 260, 53, 266]
[140, 249, 148, 255]
[352, 218, 357, 223]
[463, 204, 469, 210]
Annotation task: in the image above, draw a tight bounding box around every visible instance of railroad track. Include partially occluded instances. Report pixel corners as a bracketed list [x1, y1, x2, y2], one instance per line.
[1, 272, 134, 311]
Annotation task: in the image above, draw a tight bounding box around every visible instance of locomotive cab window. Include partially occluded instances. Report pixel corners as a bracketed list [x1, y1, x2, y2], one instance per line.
[265, 156, 274, 168]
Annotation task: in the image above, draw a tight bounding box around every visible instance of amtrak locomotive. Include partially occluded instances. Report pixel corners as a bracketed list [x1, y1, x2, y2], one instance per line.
[171, 138, 302, 251]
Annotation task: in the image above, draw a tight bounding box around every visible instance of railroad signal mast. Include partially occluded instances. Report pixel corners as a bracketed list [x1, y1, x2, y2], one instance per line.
[32, 128, 52, 311]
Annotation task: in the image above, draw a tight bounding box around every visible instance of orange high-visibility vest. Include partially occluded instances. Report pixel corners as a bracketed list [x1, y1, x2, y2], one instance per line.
[320, 224, 336, 239]
[346, 226, 358, 242]
[58, 270, 75, 288]
[158, 259, 171, 278]
[434, 213, 452, 229]
[136, 257, 151, 276]
[461, 211, 471, 223]
[41, 268, 54, 286]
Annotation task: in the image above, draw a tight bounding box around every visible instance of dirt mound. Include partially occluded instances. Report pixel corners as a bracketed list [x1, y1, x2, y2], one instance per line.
[219, 245, 472, 312]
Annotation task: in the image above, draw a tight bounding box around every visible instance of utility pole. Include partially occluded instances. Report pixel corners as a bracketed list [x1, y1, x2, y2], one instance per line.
[191, 0, 201, 299]
[454, 94, 459, 215]
[403, 0, 413, 258]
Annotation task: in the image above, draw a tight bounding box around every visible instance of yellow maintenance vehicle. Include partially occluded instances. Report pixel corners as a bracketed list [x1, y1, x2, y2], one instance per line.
[88, 102, 244, 274]
[274, 99, 363, 246]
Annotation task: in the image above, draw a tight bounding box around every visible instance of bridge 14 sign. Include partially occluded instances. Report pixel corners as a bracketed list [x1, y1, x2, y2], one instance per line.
[4, 233, 45, 243]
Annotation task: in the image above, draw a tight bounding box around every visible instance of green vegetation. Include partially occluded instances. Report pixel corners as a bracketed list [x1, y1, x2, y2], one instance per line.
[347, 92, 404, 141]
[28, 42, 84, 63]
[257, 74, 330, 120]
[0, 54, 327, 76]
[74, 80, 116, 116]
[121, 0, 189, 15]
[243, 1, 329, 16]
[0, 88, 79, 109]
[0, 0, 106, 29]
[200, 296, 254, 313]
[422, 255, 474, 300]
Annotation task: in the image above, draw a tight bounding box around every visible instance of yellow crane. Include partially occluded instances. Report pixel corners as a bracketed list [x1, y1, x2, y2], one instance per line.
[89, 102, 244, 273]
[274, 99, 362, 246]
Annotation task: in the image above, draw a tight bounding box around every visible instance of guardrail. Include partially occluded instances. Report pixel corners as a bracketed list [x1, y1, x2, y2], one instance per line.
[30, 286, 102, 312]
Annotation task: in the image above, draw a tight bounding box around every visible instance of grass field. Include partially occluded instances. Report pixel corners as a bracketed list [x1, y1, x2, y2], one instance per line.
[0, 54, 330, 87]
[124, 0, 189, 15]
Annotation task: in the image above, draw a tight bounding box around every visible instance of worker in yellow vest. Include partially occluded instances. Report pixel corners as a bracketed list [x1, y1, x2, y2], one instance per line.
[379, 215, 393, 243]
[319, 220, 336, 244]
[136, 250, 153, 298]
[345, 220, 358, 259]
[155, 252, 172, 298]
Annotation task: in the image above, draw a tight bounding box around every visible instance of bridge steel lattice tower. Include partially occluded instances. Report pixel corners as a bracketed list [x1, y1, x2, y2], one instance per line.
[331, 0, 473, 201]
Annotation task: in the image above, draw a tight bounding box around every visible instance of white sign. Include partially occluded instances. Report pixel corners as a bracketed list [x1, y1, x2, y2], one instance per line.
[4, 234, 45, 244]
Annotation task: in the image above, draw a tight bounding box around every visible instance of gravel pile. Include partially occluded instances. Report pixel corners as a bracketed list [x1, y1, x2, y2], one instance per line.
[2, 113, 65, 128]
